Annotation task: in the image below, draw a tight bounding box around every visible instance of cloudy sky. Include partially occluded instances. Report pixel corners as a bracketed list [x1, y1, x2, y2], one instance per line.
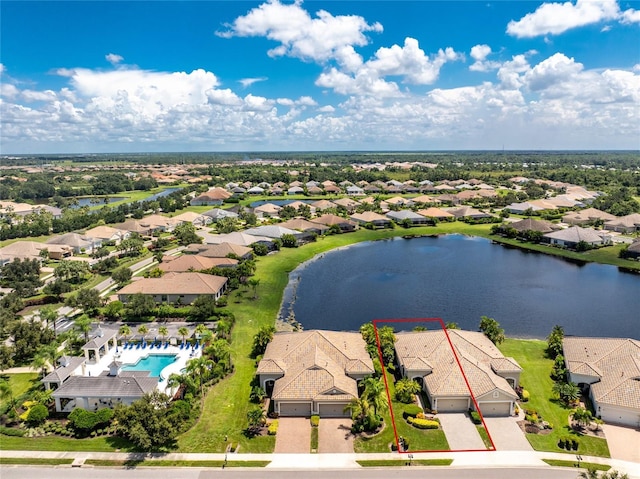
[1, 0, 639, 153]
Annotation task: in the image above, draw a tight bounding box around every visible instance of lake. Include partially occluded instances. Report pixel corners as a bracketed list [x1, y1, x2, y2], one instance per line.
[279, 235, 640, 339]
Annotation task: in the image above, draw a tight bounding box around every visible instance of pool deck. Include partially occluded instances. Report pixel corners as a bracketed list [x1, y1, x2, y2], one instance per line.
[84, 342, 201, 394]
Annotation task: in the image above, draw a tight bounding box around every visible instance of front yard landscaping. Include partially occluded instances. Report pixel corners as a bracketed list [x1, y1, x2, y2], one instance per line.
[498, 339, 610, 458]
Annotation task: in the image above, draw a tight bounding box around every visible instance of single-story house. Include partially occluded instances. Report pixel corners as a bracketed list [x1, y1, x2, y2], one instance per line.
[333, 198, 360, 213]
[253, 203, 282, 219]
[183, 242, 253, 260]
[159, 254, 238, 272]
[244, 225, 302, 240]
[346, 185, 365, 196]
[351, 211, 392, 228]
[171, 211, 211, 227]
[199, 231, 273, 247]
[417, 207, 454, 220]
[508, 218, 555, 234]
[506, 202, 549, 214]
[257, 330, 374, 417]
[279, 217, 329, 235]
[190, 187, 232, 206]
[446, 206, 493, 220]
[543, 226, 610, 248]
[46, 232, 101, 254]
[201, 208, 239, 222]
[287, 186, 305, 195]
[562, 208, 615, 226]
[386, 210, 431, 226]
[395, 330, 521, 417]
[311, 214, 358, 232]
[603, 213, 640, 233]
[625, 239, 640, 259]
[310, 200, 337, 212]
[83, 225, 130, 244]
[563, 337, 640, 428]
[0, 240, 72, 262]
[113, 219, 158, 237]
[117, 272, 227, 304]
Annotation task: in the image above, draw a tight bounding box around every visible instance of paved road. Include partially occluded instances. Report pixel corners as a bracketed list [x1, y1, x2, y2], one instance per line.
[0, 466, 585, 479]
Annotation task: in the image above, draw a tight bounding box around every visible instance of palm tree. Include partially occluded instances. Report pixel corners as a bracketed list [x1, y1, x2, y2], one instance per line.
[74, 314, 92, 343]
[194, 323, 208, 342]
[344, 396, 376, 431]
[247, 278, 260, 299]
[118, 325, 132, 345]
[579, 469, 602, 479]
[186, 356, 214, 403]
[39, 306, 58, 339]
[158, 326, 169, 344]
[178, 326, 190, 347]
[138, 324, 149, 344]
[362, 376, 388, 418]
[167, 372, 197, 399]
[0, 380, 18, 415]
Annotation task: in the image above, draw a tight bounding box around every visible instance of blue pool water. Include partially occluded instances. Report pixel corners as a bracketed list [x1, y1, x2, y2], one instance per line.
[121, 354, 177, 377]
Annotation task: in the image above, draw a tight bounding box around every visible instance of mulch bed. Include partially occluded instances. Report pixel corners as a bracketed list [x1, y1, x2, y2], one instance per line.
[517, 420, 553, 435]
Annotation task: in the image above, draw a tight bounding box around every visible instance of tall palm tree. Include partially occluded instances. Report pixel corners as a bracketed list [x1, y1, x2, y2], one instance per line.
[74, 314, 92, 343]
[194, 323, 208, 342]
[167, 372, 197, 399]
[39, 306, 59, 339]
[158, 326, 169, 344]
[178, 326, 190, 346]
[186, 356, 214, 403]
[138, 324, 149, 344]
[118, 325, 132, 344]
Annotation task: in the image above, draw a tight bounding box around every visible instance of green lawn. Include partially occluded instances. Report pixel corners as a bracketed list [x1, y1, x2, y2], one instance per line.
[498, 339, 610, 458]
[0, 458, 74, 465]
[357, 459, 452, 467]
[476, 426, 493, 449]
[0, 373, 39, 411]
[542, 459, 610, 471]
[84, 459, 270, 468]
[354, 370, 449, 453]
[0, 434, 134, 452]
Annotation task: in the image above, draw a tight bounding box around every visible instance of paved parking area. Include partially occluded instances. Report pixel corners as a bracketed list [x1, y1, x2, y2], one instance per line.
[274, 418, 311, 453]
[318, 418, 354, 453]
[438, 412, 486, 451]
[482, 416, 532, 451]
[602, 424, 640, 463]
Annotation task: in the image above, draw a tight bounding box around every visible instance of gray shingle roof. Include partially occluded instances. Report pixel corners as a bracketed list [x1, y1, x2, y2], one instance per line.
[52, 375, 158, 398]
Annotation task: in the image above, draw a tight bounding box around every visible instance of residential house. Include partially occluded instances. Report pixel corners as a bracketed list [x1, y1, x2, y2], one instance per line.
[311, 214, 358, 232]
[0, 240, 72, 262]
[604, 213, 640, 233]
[244, 225, 302, 240]
[202, 208, 239, 222]
[117, 272, 228, 304]
[562, 208, 615, 226]
[395, 330, 521, 417]
[310, 200, 337, 212]
[83, 225, 130, 245]
[446, 206, 493, 220]
[46, 232, 101, 254]
[159, 254, 238, 272]
[279, 217, 330, 235]
[351, 211, 392, 228]
[563, 337, 640, 427]
[184, 242, 253, 260]
[333, 198, 360, 213]
[254, 203, 282, 219]
[508, 218, 555, 234]
[346, 185, 365, 196]
[386, 210, 431, 226]
[190, 187, 232, 206]
[171, 211, 211, 227]
[625, 239, 640, 259]
[257, 330, 374, 417]
[42, 356, 87, 391]
[543, 226, 610, 248]
[417, 208, 455, 221]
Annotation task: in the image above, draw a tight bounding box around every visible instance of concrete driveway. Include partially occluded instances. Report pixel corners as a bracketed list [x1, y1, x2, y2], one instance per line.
[602, 424, 640, 463]
[318, 418, 354, 453]
[483, 417, 532, 451]
[438, 413, 485, 451]
[274, 418, 311, 453]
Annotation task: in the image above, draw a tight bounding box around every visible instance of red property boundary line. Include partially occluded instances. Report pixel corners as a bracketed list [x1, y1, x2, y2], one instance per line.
[373, 317, 497, 454]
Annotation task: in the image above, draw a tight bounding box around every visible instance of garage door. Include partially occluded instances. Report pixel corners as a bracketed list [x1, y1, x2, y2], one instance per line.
[478, 402, 511, 417]
[318, 403, 350, 417]
[600, 406, 640, 427]
[436, 398, 469, 412]
[278, 402, 312, 417]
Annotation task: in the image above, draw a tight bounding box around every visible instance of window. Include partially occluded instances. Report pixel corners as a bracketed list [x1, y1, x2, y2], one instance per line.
[493, 391, 500, 398]
[161, 294, 168, 302]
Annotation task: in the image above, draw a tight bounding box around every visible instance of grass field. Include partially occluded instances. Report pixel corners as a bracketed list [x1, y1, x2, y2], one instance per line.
[357, 459, 453, 467]
[542, 459, 610, 471]
[83, 459, 270, 467]
[0, 373, 39, 411]
[498, 339, 610, 458]
[0, 458, 74, 465]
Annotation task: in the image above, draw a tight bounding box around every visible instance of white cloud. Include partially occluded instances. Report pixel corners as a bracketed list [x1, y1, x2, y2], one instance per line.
[218, 0, 382, 67]
[524, 53, 583, 91]
[469, 44, 501, 72]
[22, 89, 58, 102]
[0, 63, 5, 75]
[105, 53, 124, 65]
[507, 0, 620, 37]
[239, 77, 268, 88]
[620, 7, 640, 23]
[601, 25, 612, 32]
[317, 105, 335, 113]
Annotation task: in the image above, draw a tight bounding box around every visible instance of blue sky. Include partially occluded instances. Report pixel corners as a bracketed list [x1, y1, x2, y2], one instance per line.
[1, 0, 639, 153]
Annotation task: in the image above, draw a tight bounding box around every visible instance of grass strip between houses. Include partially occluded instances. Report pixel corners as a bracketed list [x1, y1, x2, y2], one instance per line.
[476, 426, 493, 449]
[83, 459, 270, 468]
[542, 459, 610, 471]
[0, 457, 74, 466]
[357, 459, 452, 467]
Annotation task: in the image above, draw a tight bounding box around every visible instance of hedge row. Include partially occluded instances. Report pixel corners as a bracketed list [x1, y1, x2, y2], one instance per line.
[407, 417, 439, 429]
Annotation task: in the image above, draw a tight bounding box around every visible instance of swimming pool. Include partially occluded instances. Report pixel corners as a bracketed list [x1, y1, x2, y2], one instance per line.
[121, 354, 177, 377]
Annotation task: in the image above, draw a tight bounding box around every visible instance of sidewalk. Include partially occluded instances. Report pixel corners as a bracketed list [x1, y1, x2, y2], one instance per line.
[0, 449, 638, 477]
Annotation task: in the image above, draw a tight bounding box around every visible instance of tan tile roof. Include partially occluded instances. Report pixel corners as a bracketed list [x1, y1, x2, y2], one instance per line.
[351, 211, 389, 222]
[417, 207, 454, 218]
[159, 255, 238, 272]
[564, 337, 640, 410]
[311, 214, 357, 227]
[118, 272, 227, 296]
[183, 242, 252, 258]
[258, 330, 374, 402]
[84, 225, 128, 240]
[396, 330, 520, 399]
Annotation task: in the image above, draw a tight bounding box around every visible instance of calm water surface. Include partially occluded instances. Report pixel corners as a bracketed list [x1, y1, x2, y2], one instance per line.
[280, 235, 640, 339]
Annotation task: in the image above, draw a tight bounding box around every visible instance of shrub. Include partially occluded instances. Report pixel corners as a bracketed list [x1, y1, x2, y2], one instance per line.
[268, 420, 278, 436]
[310, 415, 320, 427]
[571, 439, 579, 451]
[402, 404, 423, 420]
[521, 390, 530, 402]
[407, 417, 439, 429]
[0, 426, 25, 437]
[470, 411, 482, 424]
[26, 404, 48, 426]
